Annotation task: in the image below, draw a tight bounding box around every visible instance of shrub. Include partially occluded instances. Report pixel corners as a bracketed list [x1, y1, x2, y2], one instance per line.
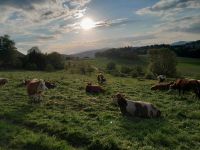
[45, 64, 55, 72]
[25, 63, 37, 70]
[120, 66, 132, 74]
[106, 62, 116, 71]
[131, 70, 139, 78]
[145, 71, 155, 79]
[148, 48, 177, 77]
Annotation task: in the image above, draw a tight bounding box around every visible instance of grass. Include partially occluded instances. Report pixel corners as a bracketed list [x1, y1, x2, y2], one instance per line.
[0, 66, 200, 150]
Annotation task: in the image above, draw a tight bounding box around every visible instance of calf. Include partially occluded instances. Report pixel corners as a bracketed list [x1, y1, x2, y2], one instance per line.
[27, 79, 47, 103]
[0, 78, 8, 86]
[151, 82, 173, 90]
[113, 93, 161, 118]
[86, 83, 104, 93]
[170, 79, 200, 98]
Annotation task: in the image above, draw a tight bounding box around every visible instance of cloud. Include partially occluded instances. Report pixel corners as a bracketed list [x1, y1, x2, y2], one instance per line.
[136, 0, 200, 17]
[0, 0, 91, 24]
[51, 18, 136, 35]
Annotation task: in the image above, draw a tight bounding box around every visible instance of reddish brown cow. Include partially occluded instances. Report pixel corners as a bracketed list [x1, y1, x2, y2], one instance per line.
[170, 79, 200, 98]
[0, 78, 8, 86]
[151, 82, 173, 90]
[27, 79, 47, 102]
[86, 83, 104, 93]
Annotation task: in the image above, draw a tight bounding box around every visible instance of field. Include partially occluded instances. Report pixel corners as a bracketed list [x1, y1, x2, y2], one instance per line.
[0, 58, 200, 150]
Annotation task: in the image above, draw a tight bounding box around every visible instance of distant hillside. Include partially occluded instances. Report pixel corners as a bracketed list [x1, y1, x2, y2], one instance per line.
[71, 48, 109, 58]
[171, 41, 189, 46]
[96, 40, 200, 59]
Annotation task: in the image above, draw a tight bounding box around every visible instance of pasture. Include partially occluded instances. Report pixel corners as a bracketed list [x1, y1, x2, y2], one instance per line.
[0, 70, 200, 150]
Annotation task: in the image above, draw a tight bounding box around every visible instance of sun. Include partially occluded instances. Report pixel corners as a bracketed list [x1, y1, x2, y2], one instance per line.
[80, 18, 95, 30]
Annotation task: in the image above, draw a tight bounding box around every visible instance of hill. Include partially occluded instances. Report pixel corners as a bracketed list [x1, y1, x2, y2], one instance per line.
[171, 41, 189, 46]
[70, 48, 109, 58]
[95, 40, 200, 59]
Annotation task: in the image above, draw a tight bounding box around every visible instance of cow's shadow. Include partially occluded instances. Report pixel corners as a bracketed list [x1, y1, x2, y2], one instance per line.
[118, 115, 167, 141]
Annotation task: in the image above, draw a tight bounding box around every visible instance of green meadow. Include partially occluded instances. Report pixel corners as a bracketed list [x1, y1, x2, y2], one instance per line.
[0, 57, 200, 150]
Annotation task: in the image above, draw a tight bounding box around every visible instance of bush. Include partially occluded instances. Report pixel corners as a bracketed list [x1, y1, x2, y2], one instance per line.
[25, 63, 37, 70]
[120, 66, 132, 74]
[131, 70, 139, 78]
[148, 48, 177, 77]
[145, 71, 155, 79]
[45, 64, 55, 72]
[106, 62, 116, 71]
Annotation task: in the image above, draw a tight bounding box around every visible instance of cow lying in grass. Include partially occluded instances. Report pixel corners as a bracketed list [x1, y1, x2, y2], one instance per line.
[170, 79, 200, 98]
[0, 78, 8, 86]
[27, 79, 47, 103]
[19, 79, 56, 89]
[86, 83, 104, 94]
[151, 82, 173, 91]
[113, 93, 161, 118]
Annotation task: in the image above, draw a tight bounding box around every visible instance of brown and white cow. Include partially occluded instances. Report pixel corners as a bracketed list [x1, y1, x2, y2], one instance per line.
[0, 78, 8, 86]
[151, 82, 174, 91]
[19, 79, 56, 89]
[27, 79, 47, 103]
[170, 79, 200, 98]
[113, 93, 161, 118]
[86, 83, 104, 93]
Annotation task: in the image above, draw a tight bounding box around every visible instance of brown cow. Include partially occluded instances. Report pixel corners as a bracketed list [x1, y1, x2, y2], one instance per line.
[27, 79, 47, 103]
[151, 82, 174, 90]
[113, 93, 161, 118]
[170, 79, 200, 98]
[0, 78, 8, 86]
[86, 83, 104, 93]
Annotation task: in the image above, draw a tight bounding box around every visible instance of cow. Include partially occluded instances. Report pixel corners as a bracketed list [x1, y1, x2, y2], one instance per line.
[157, 75, 166, 83]
[18, 79, 56, 89]
[97, 73, 106, 84]
[27, 79, 47, 103]
[151, 82, 174, 90]
[170, 79, 200, 98]
[112, 93, 161, 118]
[86, 83, 104, 94]
[0, 78, 8, 86]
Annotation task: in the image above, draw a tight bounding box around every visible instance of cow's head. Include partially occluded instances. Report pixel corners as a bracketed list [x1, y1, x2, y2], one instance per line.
[37, 80, 48, 92]
[45, 81, 56, 89]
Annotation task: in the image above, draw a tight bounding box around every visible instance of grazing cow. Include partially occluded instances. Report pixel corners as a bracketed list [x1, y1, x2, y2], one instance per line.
[97, 73, 106, 84]
[27, 79, 47, 103]
[86, 83, 104, 93]
[170, 79, 200, 98]
[151, 82, 174, 90]
[0, 78, 8, 86]
[157, 75, 166, 83]
[113, 93, 161, 118]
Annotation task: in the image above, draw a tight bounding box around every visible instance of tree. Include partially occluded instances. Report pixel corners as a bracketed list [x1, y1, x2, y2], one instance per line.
[0, 35, 20, 69]
[47, 52, 65, 69]
[26, 47, 47, 70]
[148, 48, 177, 77]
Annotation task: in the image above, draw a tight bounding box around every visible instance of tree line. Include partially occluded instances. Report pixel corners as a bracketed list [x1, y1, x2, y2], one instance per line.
[95, 40, 200, 59]
[0, 35, 65, 71]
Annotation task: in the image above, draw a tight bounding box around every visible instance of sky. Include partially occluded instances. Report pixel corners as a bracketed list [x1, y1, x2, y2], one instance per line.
[0, 0, 200, 54]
